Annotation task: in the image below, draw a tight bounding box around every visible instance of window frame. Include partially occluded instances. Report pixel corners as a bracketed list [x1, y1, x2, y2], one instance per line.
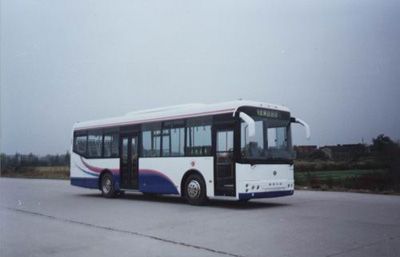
[87, 130, 104, 159]
[141, 122, 162, 158]
[161, 119, 186, 157]
[185, 117, 213, 157]
[73, 128, 120, 159]
[73, 130, 88, 157]
[102, 132, 120, 158]
[235, 106, 294, 165]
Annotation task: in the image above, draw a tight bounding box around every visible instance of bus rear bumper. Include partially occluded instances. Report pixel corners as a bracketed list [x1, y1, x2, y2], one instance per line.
[238, 190, 294, 200]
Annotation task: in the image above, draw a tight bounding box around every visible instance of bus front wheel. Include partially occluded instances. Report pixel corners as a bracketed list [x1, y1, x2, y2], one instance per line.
[101, 173, 116, 198]
[184, 174, 207, 205]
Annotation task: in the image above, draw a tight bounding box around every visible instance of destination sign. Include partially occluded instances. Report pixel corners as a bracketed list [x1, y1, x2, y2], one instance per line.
[256, 109, 279, 118]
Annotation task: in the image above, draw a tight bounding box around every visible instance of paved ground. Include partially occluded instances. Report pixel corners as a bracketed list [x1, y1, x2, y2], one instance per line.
[0, 178, 399, 257]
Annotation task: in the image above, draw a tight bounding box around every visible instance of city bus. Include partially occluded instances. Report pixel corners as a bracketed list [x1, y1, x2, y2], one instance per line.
[70, 100, 310, 205]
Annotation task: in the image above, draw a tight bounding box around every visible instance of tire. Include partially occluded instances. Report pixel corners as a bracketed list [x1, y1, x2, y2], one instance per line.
[184, 173, 207, 205]
[100, 173, 116, 198]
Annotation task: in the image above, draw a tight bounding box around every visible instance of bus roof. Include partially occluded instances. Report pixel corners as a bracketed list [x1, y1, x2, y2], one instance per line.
[73, 100, 290, 131]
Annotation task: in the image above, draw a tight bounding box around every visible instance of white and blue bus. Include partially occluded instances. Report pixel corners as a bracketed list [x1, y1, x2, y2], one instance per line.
[70, 100, 310, 205]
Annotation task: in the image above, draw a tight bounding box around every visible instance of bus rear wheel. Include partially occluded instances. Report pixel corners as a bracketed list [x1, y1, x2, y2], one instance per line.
[101, 173, 116, 198]
[184, 174, 207, 205]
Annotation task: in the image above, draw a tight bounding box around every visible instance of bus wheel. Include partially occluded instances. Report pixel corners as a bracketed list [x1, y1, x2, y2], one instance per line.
[101, 173, 115, 198]
[184, 174, 207, 205]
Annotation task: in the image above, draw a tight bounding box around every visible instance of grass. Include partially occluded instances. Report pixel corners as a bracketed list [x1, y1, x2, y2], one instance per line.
[1, 166, 69, 180]
[294, 159, 387, 172]
[295, 169, 386, 181]
[294, 169, 398, 193]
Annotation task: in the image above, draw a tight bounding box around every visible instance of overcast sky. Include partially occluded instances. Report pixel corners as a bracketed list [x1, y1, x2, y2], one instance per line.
[1, 0, 399, 155]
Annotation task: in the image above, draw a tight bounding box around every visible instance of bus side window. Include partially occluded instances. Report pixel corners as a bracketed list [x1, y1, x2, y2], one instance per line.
[74, 134, 87, 156]
[186, 125, 212, 156]
[88, 133, 102, 158]
[142, 130, 161, 157]
[162, 127, 185, 157]
[103, 133, 119, 158]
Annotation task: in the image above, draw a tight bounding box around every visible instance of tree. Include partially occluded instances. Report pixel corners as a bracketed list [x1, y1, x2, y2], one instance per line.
[308, 149, 329, 161]
[372, 134, 396, 152]
[371, 135, 400, 191]
[65, 151, 70, 166]
[371, 134, 399, 162]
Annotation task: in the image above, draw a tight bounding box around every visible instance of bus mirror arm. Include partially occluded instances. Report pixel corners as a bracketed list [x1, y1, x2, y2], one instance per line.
[291, 117, 311, 140]
[239, 112, 256, 138]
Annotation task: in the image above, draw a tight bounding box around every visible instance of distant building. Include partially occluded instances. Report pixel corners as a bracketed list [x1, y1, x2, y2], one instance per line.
[294, 145, 318, 159]
[320, 144, 368, 161]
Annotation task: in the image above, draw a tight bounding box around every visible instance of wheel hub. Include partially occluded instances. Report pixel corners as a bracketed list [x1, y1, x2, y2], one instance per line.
[187, 180, 201, 199]
[102, 177, 112, 194]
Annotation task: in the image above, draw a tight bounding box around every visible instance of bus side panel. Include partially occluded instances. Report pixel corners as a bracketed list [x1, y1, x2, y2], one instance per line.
[138, 157, 214, 197]
[70, 152, 120, 190]
[235, 164, 294, 199]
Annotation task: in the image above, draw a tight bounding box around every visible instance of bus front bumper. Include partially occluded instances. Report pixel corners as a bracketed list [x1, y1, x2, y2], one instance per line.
[238, 190, 294, 200]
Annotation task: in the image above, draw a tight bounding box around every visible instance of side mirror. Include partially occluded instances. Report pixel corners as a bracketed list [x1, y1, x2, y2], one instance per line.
[239, 112, 256, 139]
[291, 117, 311, 139]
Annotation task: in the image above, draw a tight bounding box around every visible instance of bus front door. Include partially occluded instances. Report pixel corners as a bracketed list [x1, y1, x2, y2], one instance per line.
[120, 134, 139, 189]
[214, 128, 236, 196]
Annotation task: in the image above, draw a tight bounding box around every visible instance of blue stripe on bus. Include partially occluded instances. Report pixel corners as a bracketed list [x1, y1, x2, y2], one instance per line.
[239, 190, 294, 200]
[71, 177, 99, 189]
[71, 174, 120, 191]
[139, 170, 179, 195]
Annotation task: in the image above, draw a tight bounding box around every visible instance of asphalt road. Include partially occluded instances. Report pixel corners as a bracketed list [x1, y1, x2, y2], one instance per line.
[1, 178, 399, 257]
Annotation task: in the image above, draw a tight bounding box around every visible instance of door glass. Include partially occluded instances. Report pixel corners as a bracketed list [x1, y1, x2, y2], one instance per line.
[122, 138, 128, 164]
[217, 131, 234, 152]
[130, 137, 138, 185]
[216, 130, 234, 174]
[131, 137, 138, 160]
[215, 129, 235, 196]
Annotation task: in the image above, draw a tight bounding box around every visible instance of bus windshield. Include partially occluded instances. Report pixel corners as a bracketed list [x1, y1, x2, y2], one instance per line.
[240, 113, 294, 161]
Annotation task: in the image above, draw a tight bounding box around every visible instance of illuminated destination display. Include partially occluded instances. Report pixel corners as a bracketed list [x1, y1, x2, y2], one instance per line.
[256, 109, 279, 118]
